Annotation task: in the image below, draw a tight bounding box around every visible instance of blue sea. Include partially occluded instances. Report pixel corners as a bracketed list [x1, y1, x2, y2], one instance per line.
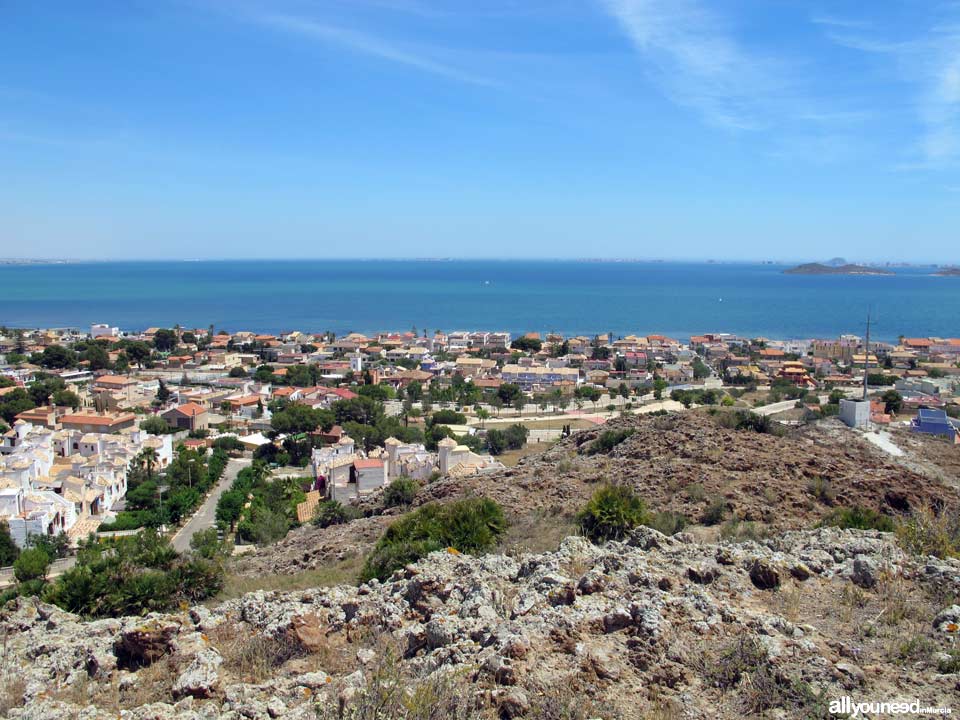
[0, 260, 956, 342]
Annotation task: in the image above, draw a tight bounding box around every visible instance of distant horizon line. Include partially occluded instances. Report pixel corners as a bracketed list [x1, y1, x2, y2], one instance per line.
[2, 257, 957, 266]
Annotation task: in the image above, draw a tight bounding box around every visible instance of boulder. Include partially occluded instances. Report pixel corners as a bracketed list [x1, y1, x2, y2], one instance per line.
[172, 648, 223, 699]
[749, 560, 781, 590]
[851, 556, 878, 589]
[115, 618, 180, 668]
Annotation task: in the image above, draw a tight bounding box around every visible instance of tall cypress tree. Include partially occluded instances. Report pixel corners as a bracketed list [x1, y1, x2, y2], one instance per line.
[0, 520, 20, 567]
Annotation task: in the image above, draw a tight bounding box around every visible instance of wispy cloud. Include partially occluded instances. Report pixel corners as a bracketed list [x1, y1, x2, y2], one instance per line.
[825, 19, 960, 166]
[256, 13, 499, 88]
[810, 15, 871, 30]
[598, 0, 792, 130]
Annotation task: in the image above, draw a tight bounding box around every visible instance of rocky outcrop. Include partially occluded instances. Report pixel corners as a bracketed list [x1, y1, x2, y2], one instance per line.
[3, 527, 959, 719]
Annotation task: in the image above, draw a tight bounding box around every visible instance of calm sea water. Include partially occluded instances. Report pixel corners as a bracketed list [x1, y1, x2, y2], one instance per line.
[0, 260, 956, 342]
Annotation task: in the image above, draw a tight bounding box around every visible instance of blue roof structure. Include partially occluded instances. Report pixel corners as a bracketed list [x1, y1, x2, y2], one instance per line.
[911, 409, 957, 439]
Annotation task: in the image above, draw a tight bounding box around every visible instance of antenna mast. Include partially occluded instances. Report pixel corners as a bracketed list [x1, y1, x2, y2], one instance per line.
[862, 311, 871, 401]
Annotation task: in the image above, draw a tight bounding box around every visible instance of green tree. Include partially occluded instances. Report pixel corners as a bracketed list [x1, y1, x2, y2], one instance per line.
[215, 490, 245, 529]
[156, 379, 171, 404]
[510, 336, 542, 352]
[653, 378, 668, 400]
[38, 345, 77, 369]
[14, 547, 50, 583]
[140, 416, 170, 435]
[254, 365, 275, 383]
[82, 344, 111, 371]
[0, 388, 35, 424]
[153, 329, 177, 352]
[497, 383, 522, 405]
[52, 389, 81, 409]
[882, 389, 903, 414]
[124, 341, 152, 368]
[271, 404, 335, 434]
[0, 520, 19, 566]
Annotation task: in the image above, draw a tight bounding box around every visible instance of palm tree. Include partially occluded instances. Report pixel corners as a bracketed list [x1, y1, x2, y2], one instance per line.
[476, 407, 490, 428]
[139, 447, 159, 480]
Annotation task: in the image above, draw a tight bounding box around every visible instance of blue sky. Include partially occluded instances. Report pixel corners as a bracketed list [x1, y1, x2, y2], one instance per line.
[2, 0, 959, 262]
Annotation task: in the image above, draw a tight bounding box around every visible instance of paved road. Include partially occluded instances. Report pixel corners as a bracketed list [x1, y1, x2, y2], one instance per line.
[172, 457, 249, 553]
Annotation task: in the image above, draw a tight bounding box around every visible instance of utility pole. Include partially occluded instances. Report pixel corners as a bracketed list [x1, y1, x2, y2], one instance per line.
[862, 311, 871, 401]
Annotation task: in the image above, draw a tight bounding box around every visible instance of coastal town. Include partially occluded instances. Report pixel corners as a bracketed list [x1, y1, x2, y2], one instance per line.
[1, 323, 958, 553]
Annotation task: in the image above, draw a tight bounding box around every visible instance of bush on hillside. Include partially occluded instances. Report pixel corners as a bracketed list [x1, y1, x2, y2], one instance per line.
[313, 500, 362, 528]
[701, 496, 728, 526]
[360, 498, 506, 583]
[576, 485, 648, 543]
[818, 506, 895, 532]
[586, 429, 635, 455]
[896, 508, 960, 559]
[383, 477, 420, 508]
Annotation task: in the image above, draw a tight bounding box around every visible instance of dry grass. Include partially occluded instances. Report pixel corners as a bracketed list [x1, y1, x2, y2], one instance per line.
[219, 554, 366, 599]
[208, 622, 311, 683]
[316, 641, 490, 720]
[0, 674, 25, 716]
[497, 444, 548, 468]
[770, 582, 805, 623]
[500, 511, 577, 555]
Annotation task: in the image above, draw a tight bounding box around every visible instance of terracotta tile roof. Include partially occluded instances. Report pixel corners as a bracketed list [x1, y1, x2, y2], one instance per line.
[296, 490, 322, 524]
[94, 374, 136, 386]
[170, 402, 206, 417]
[353, 459, 383, 470]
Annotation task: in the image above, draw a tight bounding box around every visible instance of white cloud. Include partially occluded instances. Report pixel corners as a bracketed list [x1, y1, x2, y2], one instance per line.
[598, 0, 789, 130]
[255, 14, 500, 88]
[825, 20, 960, 166]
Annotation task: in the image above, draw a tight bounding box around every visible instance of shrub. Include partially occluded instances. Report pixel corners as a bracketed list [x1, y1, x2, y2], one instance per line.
[43, 531, 222, 618]
[719, 518, 770, 542]
[383, 477, 420, 508]
[189, 527, 229, 559]
[701, 497, 728, 526]
[646, 510, 688, 536]
[237, 507, 289, 545]
[818, 506, 895, 532]
[212, 436, 244, 452]
[26, 532, 70, 559]
[896, 509, 960, 559]
[360, 498, 506, 583]
[313, 500, 361, 528]
[13, 548, 50, 583]
[806, 477, 836, 506]
[430, 409, 466, 426]
[586, 429, 635, 455]
[576, 485, 648, 543]
[140, 416, 172, 435]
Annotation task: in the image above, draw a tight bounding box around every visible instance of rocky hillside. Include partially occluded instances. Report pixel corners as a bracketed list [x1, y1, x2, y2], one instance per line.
[234, 412, 960, 579]
[3, 527, 959, 719]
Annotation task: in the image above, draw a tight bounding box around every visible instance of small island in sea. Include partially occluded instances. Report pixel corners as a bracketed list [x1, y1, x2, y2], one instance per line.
[933, 267, 960, 277]
[783, 262, 894, 276]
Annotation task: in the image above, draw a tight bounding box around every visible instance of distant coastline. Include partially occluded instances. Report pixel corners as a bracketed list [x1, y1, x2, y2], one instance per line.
[783, 262, 895, 276]
[932, 267, 960, 277]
